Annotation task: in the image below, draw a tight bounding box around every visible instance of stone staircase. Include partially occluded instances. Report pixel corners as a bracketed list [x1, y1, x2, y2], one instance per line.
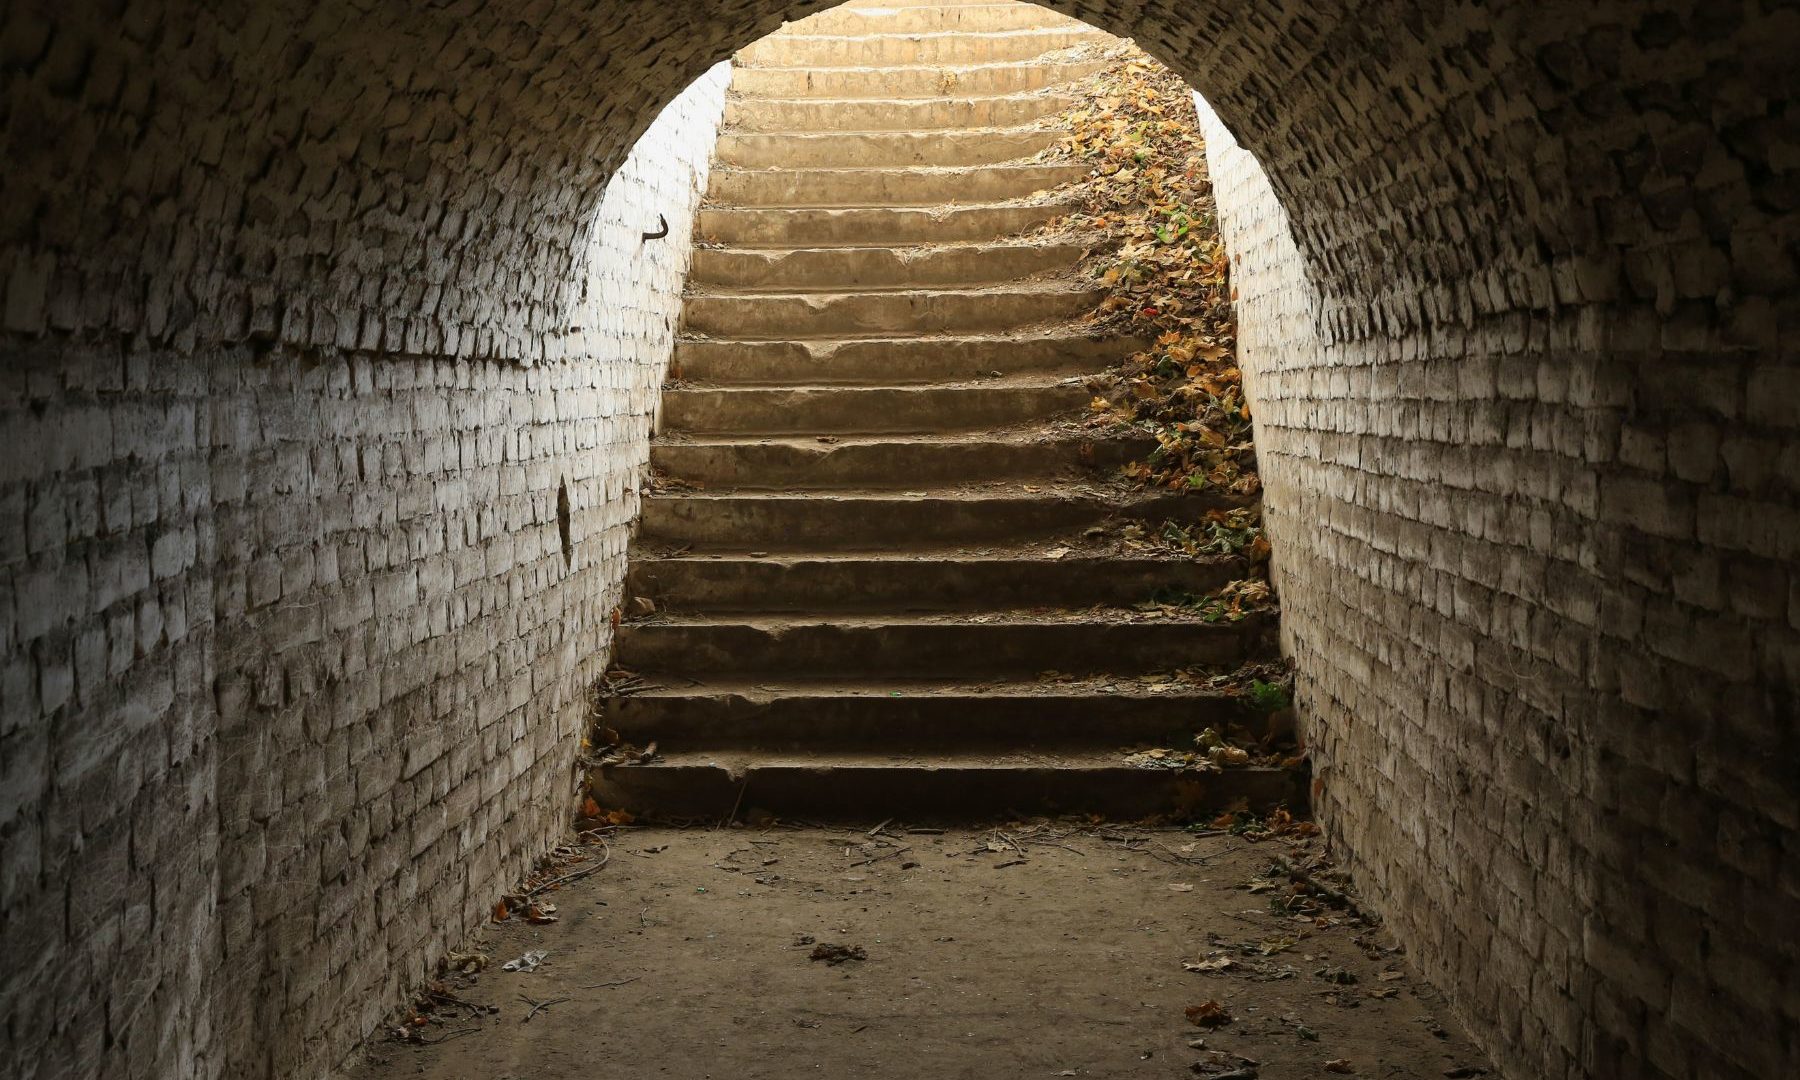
[592, 0, 1297, 820]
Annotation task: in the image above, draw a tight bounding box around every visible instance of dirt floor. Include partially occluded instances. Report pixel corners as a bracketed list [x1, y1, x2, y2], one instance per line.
[353, 822, 1494, 1080]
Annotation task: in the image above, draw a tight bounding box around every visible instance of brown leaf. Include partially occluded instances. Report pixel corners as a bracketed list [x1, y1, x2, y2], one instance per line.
[1184, 1000, 1231, 1027]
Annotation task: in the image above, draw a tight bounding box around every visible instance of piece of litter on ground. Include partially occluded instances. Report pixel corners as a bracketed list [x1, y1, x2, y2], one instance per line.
[808, 942, 867, 965]
[502, 949, 548, 973]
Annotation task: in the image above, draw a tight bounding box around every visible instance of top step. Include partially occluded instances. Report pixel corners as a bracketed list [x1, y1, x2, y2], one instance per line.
[731, 57, 1111, 99]
[735, 27, 1112, 68]
[789, 2, 1083, 35]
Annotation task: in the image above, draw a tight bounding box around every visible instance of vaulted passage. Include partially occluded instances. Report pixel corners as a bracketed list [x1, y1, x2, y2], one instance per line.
[595, 4, 1299, 821]
[2, 2, 1795, 1080]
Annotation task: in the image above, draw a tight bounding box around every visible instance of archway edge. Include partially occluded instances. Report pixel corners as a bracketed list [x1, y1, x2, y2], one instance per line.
[1, 0, 1613, 361]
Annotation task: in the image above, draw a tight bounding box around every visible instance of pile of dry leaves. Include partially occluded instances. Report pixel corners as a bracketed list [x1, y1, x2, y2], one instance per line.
[1031, 42, 1258, 507]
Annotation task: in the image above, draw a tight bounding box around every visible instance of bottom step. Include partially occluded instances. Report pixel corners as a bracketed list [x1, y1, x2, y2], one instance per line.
[588, 752, 1306, 821]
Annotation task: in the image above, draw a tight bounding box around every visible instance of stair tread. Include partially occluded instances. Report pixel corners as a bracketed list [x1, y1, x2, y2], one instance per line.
[604, 747, 1289, 771]
[719, 122, 1058, 138]
[676, 328, 1120, 347]
[610, 675, 1245, 699]
[643, 484, 1234, 501]
[623, 610, 1267, 627]
[663, 373, 1086, 393]
[630, 548, 1236, 564]
[686, 283, 1095, 300]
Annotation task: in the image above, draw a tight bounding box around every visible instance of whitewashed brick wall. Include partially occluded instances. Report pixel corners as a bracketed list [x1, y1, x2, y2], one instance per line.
[0, 61, 728, 1080]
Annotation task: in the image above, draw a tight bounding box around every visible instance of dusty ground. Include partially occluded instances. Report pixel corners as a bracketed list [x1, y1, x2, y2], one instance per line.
[352, 823, 1493, 1080]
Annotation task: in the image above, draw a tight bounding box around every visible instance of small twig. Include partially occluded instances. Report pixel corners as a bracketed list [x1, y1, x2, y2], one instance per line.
[426, 990, 487, 1017]
[993, 858, 1028, 869]
[519, 995, 571, 1023]
[866, 817, 893, 837]
[525, 836, 611, 898]
[579, 976, 641, 990]
[850, 845, 912, 868]
[415, 1026, 484, 1046]
[719, 776, 750, 830]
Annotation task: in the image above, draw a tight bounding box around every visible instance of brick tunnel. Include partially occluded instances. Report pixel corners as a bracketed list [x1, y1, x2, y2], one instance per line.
[1, 1, 1796, 1079]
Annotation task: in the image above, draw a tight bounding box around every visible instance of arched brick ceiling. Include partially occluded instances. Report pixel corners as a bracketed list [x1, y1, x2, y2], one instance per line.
[12, 1, 1785, 360]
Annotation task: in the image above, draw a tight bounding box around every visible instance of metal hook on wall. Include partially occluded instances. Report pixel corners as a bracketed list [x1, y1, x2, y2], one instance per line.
[641, 214, 669, 243]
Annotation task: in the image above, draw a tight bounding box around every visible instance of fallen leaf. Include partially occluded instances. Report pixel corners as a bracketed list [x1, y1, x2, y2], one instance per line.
[1184, 1000, 1231, 1027]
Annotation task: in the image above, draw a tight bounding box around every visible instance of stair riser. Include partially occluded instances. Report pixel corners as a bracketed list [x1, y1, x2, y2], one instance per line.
[792, 3, 1077, 35]
[682, 288, 1102, 338]
[730, 59, 1110, 99]
[589, 762, 1305, 820]
[625, 555, 1248, 611]
[707, 163, 1090, 207]
[661, 384, 1087, 435]
[605, 692, 1258, 748]
[695, 203, 1070, 247]
[672, 334, 1141, 385]
[614, 618, 1270, 677]
[723, 94, 1074, 133]
[648, 437, 1147, 487]
[736, 28, 1109, 67]
[636, 492, 1250, 548]
[689, 243, 1085, 290]
[716, 129, 1057, 169]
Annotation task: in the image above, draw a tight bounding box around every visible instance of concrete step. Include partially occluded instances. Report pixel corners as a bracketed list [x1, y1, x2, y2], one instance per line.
[791, 2, 1080, 35]
[648, 431, 1149, 487]
[723, 92, 1075, 133]
[590, 750, 1304, 820]
[730, 58, 1111, 99]
[624, 551, 1249, 611]
[682, 284, 1103, 338]
[671, 331, 1141, 385]
[696, 202, 1071, 247]
[612, 612, 1273, 678]
[602, 677, 1266, 749]
[736, 27, 1110, 67]
[635, 488, 1254, 549]
[716, 126, 1059, 169]
[660, 380, 1089, 435]
[707, 162, 1090, 208]
[689, 241, 1086, 290]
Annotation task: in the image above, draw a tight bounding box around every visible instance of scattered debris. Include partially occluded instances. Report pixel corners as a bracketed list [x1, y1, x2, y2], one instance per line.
[808, 943, 867, 965]
[518, 994, 570, 1023]
[579, 976, 641, 990]
[501, 950, 547, 973]
[1324, 1060, 1356, 1074]
[1185, 1000, 1232, 1028]
[442, 950, 488, 975]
